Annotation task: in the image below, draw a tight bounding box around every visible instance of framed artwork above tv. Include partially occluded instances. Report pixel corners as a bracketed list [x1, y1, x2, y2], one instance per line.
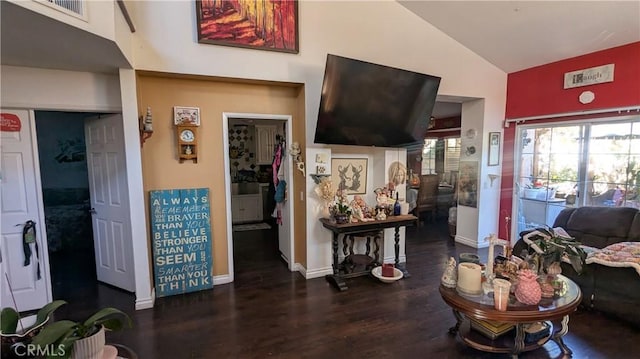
[195, 0, 299, 54]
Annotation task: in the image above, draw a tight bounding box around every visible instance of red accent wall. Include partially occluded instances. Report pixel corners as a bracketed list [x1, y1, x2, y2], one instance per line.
[506, 42, 640, 119]
[499, 42, 640, 240]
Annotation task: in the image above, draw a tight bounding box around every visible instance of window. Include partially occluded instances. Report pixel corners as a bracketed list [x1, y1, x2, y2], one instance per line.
[421, 139, 437, 175]
[444, 138, 461, 173]
[515, 115, 640, 234]
[39, 0, 85, 17]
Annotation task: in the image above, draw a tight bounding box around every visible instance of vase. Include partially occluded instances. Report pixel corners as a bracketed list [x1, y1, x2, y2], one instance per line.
[514, 269, 542, 305]
[334, 213, 349, 224]
[71, 326, 105, 359]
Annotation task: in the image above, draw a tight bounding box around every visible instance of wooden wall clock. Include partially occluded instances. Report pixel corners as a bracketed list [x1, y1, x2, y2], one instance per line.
[176, 125, 198, 163]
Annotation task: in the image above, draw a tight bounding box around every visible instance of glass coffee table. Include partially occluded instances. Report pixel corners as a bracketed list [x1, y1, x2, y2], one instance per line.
[439, 275, 581, 358]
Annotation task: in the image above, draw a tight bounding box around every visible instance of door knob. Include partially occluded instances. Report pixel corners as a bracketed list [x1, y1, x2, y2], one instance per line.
[89, 208, 97, 214]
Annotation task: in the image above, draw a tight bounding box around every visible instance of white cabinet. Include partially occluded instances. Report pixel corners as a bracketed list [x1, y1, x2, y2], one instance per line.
[255, 125, 277, 165]
[231, 194, 263, 223]
[521, 198, 566, 228]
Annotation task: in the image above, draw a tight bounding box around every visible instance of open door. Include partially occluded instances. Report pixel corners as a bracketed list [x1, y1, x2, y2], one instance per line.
[85, 114, 135, 292]
[0, 110, 51, 311]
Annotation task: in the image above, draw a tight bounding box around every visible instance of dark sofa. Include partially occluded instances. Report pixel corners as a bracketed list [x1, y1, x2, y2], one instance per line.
[514, 206, 640, 327]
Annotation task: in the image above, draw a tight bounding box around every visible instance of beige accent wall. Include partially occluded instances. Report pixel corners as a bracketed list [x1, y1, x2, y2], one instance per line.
[137, 72, 306, 277]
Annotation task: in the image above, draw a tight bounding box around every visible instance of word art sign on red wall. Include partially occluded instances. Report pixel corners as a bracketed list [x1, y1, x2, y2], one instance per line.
[1, 113, 22, 132]
[150, 188, 213, 297]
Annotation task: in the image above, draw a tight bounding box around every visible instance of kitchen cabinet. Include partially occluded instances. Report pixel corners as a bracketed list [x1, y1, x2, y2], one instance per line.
[255, 125, 277, 165]
[231, 194, 263, 223]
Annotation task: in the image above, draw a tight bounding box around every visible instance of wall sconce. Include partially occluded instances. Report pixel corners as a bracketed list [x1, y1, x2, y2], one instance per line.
[290, 142, 305, 176]
[488, 173, 500, 187]
[139, 106, 154, 146]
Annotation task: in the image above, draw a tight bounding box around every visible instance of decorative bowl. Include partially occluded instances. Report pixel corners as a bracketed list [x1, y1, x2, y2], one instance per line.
[371, 266, 403, 283]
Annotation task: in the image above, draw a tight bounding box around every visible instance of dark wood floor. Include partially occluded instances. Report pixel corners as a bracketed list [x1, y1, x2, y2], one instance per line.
[59, 220, 639, 358]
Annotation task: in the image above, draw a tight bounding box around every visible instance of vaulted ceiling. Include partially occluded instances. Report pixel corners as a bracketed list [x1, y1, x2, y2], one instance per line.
[412, 1, 640, 120]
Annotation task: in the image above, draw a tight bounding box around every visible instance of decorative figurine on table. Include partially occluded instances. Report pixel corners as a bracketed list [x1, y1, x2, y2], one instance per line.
[515, 269, 542, 305]
[350, 195, 374, 222]
[482, 234, 511, 294]
[374, 187, 389, 207]
[441, 257, 458, 288]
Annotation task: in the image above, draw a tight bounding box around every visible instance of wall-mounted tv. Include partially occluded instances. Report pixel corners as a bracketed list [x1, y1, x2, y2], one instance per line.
[314, 54, 441, 147]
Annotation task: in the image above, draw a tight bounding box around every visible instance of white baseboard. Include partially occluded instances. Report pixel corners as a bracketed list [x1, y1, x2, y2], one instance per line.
[213, 273, 233, 285]
[135, 288, 155, 310]
[383, 254, 407, 264]
[304, 266, 333, 279]
[455, 235, 489, 248]
[293, 263, 306, 277]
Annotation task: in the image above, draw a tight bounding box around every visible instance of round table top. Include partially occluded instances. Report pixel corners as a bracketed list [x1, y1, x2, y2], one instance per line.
[439, 275, 582, 323]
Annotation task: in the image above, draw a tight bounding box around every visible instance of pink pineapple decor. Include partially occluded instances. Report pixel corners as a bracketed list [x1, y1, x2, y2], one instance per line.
[514, 269, 542, 305]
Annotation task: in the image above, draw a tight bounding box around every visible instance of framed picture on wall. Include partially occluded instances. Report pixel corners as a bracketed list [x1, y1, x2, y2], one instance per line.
[488, 132, 501, 166]
[174, 107, 201, 126]
[195, 0, 299, 54]
[331, 158, 367, 195]
[458, 161, 478, 208]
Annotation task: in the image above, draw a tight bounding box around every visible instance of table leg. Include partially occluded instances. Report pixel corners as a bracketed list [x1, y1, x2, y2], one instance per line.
[551, 315, 573, 356]
[325, 232, 348, 291]
[394, 226, 411, 278]
[512, 323, 526, 358]
[448, 309, 463, 335]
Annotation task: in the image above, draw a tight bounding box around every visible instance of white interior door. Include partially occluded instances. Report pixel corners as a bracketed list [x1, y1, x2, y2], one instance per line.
[278, 120, 294, 269]
[0, 110, 51, 311]
[85, 114, 135, 292]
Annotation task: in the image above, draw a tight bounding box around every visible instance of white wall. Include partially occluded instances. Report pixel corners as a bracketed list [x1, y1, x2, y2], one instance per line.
[127, 1, 507, 270]
[9, 0, 116, 40]
[0, 66, 121, 112]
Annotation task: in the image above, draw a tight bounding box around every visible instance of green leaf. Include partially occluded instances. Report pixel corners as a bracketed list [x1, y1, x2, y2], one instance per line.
[82, 307, 132, 332]
[31, 320, 77, 346]
[31, 300, 67, 330]
[98, 318, 125, 332]
[1, 307, 19, 334]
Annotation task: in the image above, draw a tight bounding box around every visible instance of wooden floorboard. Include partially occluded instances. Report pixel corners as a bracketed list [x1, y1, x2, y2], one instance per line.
[56, 219, 640, 358]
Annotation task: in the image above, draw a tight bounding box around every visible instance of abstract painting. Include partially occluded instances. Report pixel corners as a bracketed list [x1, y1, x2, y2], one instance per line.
[196, 0, 299, 53]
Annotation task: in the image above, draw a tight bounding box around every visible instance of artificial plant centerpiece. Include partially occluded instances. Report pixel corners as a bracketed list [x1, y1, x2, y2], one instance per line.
[31, 306, 132, 359]
[330, 189, 352, 224]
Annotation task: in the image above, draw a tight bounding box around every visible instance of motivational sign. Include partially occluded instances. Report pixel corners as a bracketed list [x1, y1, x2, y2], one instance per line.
[150, 188, 213, 297]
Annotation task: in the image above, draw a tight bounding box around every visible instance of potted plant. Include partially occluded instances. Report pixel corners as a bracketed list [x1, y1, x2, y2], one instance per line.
[31, 306, 132, 359]
[1, 300, 67, 358]
[330, 189, 352, 224]
[521, 226, 587, 275]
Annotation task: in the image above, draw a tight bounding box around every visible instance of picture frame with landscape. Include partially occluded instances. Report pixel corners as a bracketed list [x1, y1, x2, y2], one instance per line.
[195, 0, 299, 54]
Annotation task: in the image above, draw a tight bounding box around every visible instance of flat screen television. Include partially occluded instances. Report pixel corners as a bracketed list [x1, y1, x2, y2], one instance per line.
[314, 54, 441, 147]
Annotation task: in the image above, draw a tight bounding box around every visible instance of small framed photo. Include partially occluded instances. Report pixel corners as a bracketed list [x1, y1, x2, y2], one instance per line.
[174, 106, 201, 126]
[488, 132, 501, 166]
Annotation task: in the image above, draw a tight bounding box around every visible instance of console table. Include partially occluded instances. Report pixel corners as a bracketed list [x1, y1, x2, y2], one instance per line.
[319, 215, 418, 291]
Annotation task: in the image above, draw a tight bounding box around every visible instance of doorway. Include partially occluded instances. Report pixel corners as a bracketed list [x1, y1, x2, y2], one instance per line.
[35, 111, 96, 301]
[223, 113, 295, 283]
[34, 111, 135, 303]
